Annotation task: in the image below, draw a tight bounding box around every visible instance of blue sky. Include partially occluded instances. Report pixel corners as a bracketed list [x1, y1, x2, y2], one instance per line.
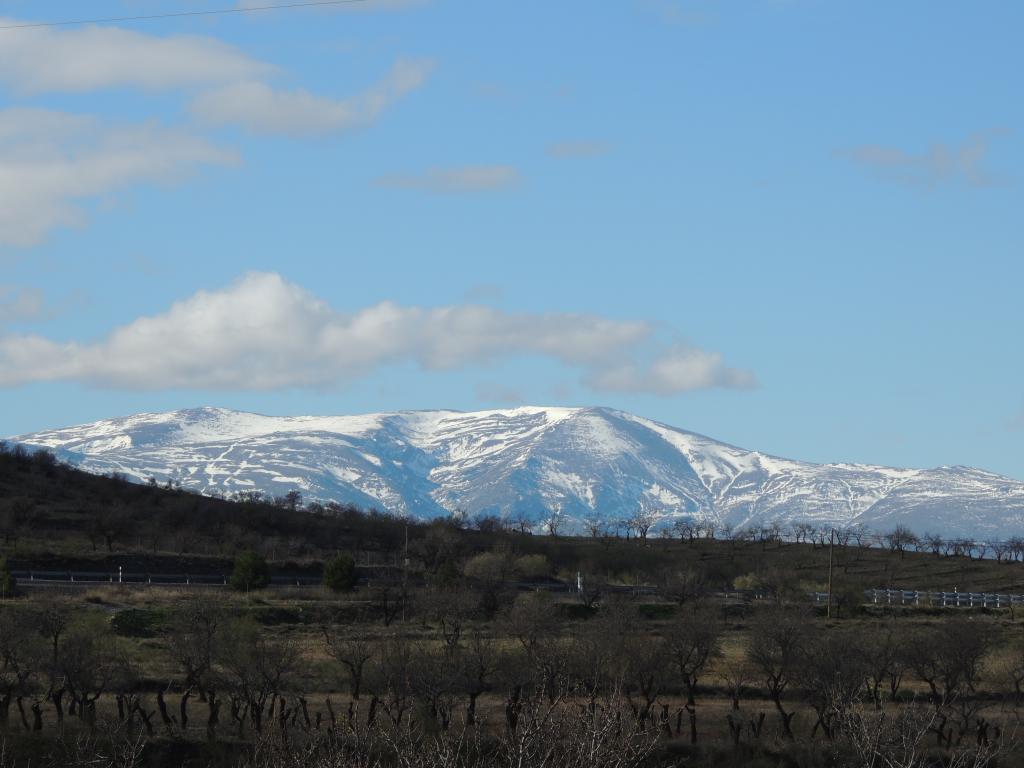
[1, 0, 1022, 479]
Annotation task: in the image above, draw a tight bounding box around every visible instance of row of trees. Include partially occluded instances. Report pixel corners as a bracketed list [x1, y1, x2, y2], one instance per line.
[2, 590, 1020, 760]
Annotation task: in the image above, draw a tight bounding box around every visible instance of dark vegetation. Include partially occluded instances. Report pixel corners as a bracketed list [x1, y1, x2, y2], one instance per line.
[4, 442, 1024, 767]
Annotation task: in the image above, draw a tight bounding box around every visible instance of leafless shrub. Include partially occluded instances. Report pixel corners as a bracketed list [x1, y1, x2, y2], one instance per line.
[835, 700, 1005, 768]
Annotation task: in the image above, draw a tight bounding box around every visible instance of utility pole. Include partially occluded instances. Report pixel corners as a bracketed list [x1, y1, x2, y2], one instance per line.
[826, 528, 835, 619]
[402, 520, 409, 624]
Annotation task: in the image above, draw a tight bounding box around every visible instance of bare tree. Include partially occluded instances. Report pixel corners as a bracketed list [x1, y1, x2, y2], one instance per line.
[629, 506, 656, 544]
[88, 505, 135, 553]
[673, 517, 698, 544]
[322, 625, 375, 701]
[370, 580, 409, 627]
[58, 614, 122, 728]
[568, 600, 632, 709]
[792, 523, 815, 544]
[166, 596, 221, 701]
[658, 568, 705, 606]
[509, 509, 533, 535]
[369, 634, 415, 727]
[880, 528, 921, 561]
[717, 655, 757, 712]
[857, 621, 910, 709]
[747, 607, 809, 739]
[907, 618, 995, 747]
[501, 592, 565, 703]
[457, 629, 501, 725]
[408, 644, 460, 732]
[923, 532, 945, 557]
[583, 514, 607, 540]
[544, 508, 565, 537]
[666, 603, 722, 743]
[797, 627, 869, 739]
[420, 588, 475, 656]
[218, 618, 302, 734]
[0, 608, 38, 731]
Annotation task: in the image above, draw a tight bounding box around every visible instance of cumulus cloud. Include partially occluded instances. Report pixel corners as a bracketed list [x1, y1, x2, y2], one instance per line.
[0, 19, 271, 93]
[192, 58, 434, 136]
[547, 140, 612, 158]
[842, 133, 1004, 188]
[0, 272, 753, 395]
[0, 108, 237, 247]
[374, 165, 520, 193]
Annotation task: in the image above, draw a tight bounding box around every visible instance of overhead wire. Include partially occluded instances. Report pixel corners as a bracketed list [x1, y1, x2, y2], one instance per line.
[0, 0, 375, 30]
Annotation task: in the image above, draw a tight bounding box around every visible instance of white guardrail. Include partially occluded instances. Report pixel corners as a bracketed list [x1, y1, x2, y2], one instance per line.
[810, 589, 1024, 608]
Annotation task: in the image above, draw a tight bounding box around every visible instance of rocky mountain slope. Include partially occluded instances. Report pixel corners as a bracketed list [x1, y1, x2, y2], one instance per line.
[12, 406, 1024, 536]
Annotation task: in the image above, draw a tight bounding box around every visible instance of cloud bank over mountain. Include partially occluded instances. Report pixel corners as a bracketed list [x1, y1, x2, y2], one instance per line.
[0, 273, 752, 395]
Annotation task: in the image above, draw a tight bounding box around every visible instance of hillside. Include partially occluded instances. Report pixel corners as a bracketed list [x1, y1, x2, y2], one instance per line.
[6, 440, 1024, 595]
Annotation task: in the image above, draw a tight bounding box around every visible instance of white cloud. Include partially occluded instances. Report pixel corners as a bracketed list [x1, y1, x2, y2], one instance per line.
[588, 343, 757, 394]
[0, 108, 237, 247]
[192, 58, 434, 136]
[0, 272, 753, 395]
[0, 25, 429, 246]
[0, 19, 271, 93]
[843, 133, 1004, 188]
[374, 165, 520, 193]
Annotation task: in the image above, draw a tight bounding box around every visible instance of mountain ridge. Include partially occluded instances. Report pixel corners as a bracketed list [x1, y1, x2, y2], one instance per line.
[11, 405, 1024, 537]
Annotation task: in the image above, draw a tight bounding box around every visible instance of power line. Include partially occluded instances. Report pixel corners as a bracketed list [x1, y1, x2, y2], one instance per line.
[0, 0, 375, 30]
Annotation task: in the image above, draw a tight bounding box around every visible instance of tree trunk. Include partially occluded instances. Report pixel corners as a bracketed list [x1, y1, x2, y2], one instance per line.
[206, 691, 220, 742]
[771, 694, 794, 739]
[50, 689, 64, 728]
[180, 689, 191, 730]
[16, 697, 30, 731]
[505, 686, 521, 733]
[157, 689, 174, 732]
[685, 682, 699, 744]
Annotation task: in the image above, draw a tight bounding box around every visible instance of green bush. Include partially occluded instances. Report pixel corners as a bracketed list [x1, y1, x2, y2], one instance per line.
[323, 553, 358, 592]
[514, 554, 551, 580]
[230, 550, 270, 592]
[464, 551, 509, 582]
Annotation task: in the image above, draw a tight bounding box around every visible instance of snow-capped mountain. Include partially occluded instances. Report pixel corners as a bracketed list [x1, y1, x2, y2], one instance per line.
[11, 406, 1024, 537]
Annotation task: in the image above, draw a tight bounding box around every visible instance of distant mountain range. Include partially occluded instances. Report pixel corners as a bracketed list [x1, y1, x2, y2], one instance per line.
[12, 406, 1024, 537]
